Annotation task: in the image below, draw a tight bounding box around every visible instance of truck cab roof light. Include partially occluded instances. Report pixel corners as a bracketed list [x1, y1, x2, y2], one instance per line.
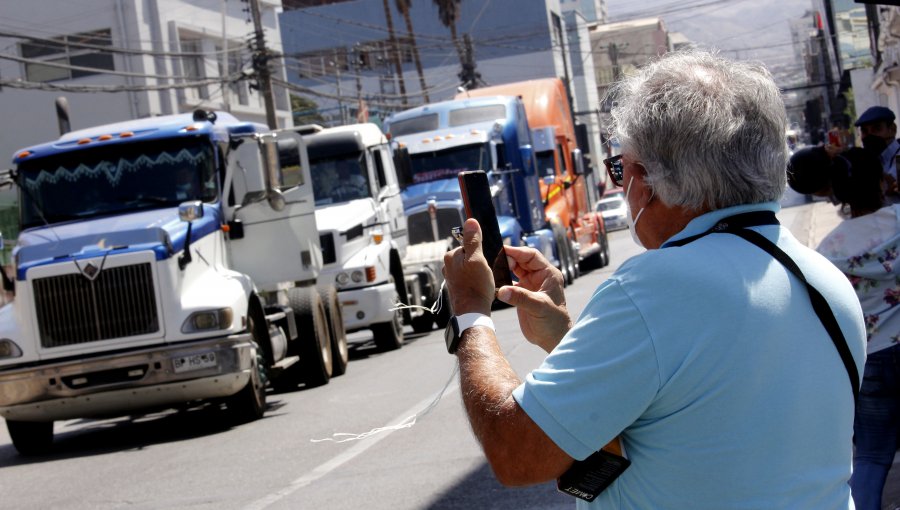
[98, 134, 113, 141]
[16, 151, 31, 159]
[119, 131, 134, 138]
[77, 138, 91, 145]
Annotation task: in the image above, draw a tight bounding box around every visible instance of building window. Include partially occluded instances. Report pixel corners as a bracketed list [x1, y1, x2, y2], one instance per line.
[20, 29, 114, 82]
[180, 37, 208, 100]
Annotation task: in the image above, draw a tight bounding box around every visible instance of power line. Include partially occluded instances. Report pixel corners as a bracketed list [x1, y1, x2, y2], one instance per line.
[0, 29, 240, 58]
[0, 73, 245, 93]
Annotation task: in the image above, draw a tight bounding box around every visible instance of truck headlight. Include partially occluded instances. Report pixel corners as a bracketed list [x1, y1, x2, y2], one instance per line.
[182, 308, 234, 333]
[350, 269, 364, 283]
[0, 339, 22, 359]
[336, 272, 350, 286]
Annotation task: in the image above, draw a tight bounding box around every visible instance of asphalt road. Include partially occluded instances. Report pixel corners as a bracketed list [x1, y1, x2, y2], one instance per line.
[0, 199, 849, 509]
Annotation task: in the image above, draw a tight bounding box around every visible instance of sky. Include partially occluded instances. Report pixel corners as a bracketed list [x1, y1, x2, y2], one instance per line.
[604, 0, 814, 83]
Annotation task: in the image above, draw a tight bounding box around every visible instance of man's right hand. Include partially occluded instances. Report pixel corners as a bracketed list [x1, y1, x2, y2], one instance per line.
[496, 245, 572, 353]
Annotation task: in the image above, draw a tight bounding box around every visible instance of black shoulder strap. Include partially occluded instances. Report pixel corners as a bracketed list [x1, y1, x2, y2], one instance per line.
[667, 211, 860, 402]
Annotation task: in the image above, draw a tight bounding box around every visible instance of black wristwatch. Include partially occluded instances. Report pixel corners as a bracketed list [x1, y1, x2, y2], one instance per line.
[444, 313, 495, 354]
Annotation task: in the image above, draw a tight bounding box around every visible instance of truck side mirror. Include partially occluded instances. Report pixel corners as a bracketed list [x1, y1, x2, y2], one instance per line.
[258, 134, 286, 211]
[177, 201, 204, 270]
[572, 148, 585, 176]
[393, 145, 414, 189]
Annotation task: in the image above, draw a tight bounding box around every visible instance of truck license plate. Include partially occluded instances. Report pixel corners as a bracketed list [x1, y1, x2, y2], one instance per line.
[173, 352, 217, 373]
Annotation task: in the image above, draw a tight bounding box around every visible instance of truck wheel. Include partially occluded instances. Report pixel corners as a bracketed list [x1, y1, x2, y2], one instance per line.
[554, 226, 573, 286]
[7, 420, 53, 455]
[290, 286, 333, 388]
[600, 231, 611, 267]
[410, 314, 434, 334]
[320, 286, 348, 377]
[569, 237, 581, 280]
[372, 293, 404, 351]
[225, 339, 267, 424]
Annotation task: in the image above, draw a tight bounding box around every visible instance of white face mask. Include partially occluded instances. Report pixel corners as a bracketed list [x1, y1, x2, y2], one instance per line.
[625, 176, 647, 249]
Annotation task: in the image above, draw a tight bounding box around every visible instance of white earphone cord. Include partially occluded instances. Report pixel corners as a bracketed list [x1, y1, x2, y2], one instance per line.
[311, 280, 453, 443]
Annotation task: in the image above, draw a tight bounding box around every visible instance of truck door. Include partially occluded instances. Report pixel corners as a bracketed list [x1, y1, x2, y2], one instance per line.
[228, 131, 322, 288]
[373, 145, 408, 254]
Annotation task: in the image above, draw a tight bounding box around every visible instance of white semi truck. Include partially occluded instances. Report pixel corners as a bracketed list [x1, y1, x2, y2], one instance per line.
[304, 123, 449, 349]
[0, 110, 345, 454]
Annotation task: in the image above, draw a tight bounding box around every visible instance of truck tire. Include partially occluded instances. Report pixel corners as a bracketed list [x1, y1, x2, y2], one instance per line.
[391, 251, 412, 325]
[320, 286, 348, 377]
[434, 284, 452, 329]
[225, 338, 267, 424]
[580, 214, 609, 271]
[569, 236, 581, 280]
[290, 286, 333, 388]
[7, 420, 53, 455]
[553, 225, 573, 286]
[410, 313, 434, 334]
[372, 291, 404, 351]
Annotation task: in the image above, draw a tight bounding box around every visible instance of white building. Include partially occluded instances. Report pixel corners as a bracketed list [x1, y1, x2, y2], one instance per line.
[0, 0, 293, 166]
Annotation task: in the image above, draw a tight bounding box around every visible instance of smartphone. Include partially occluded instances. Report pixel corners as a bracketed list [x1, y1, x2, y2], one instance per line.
[457, 171, 513, 289]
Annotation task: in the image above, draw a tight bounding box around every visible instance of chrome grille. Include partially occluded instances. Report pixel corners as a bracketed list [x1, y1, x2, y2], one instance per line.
[408, 208, 464, 245]
[33, 263, 159, 348]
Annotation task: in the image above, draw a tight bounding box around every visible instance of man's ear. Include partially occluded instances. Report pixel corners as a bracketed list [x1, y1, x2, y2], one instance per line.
[890, 122, 898, 138]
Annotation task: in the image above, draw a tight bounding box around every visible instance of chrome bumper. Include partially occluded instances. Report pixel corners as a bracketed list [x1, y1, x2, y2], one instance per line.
[0, 334, 254, 422]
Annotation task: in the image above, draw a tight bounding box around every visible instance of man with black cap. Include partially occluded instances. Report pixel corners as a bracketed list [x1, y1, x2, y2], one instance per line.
[855, 105, 900, 201]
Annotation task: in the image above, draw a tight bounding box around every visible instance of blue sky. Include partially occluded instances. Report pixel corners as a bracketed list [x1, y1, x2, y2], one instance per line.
[604, 0, 813, 74]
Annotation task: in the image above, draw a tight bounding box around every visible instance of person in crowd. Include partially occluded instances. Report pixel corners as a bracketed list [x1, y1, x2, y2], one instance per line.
[789, 145, 899, 510]
[855, 106, 900, 202]
[441, 49, 866, 509]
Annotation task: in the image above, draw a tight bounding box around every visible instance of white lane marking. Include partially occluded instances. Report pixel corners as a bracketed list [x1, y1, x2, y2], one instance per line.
[243, 378, 460, 510]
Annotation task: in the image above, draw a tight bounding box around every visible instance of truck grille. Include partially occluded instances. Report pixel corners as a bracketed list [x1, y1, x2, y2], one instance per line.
[408, 209, 464, 245]
[33, 263, 159, 348]
[320, 233, 336, 265]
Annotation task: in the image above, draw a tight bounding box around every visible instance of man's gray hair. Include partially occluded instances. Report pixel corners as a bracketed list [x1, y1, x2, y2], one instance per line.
[609, 49, 787, 210]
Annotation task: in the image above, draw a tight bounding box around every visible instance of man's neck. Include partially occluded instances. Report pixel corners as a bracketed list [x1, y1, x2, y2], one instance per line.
[642, 201, 708, 249]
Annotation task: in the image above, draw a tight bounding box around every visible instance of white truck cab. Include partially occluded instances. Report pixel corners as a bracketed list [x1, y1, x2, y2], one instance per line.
[304, 124, 410, 351]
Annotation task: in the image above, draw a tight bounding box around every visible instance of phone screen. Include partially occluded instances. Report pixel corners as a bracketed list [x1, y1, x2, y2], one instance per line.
[458, 171, 513, 289]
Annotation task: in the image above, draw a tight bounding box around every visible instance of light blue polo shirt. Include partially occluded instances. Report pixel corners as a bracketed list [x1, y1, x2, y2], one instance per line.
[512, 202, 866, 509]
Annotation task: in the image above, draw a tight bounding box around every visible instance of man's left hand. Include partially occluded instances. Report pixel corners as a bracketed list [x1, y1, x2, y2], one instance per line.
[443, 218, 496, 316]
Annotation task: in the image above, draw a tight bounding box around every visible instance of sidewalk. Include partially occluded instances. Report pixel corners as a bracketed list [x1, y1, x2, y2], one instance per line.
[802, 201, 900, 510]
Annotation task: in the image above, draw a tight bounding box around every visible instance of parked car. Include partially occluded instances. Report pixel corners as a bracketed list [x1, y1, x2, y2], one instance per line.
[596, 190, 627, 231]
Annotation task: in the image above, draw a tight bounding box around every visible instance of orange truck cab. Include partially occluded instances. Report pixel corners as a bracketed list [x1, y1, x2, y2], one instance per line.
[458, 78, 608, 282]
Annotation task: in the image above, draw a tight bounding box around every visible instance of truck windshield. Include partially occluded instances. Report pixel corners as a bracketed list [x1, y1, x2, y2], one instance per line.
[409, 143, 490, 184]
[389, 113, 438, 137]
[18, 137, 217, 229]
[310, 152, 371, 206]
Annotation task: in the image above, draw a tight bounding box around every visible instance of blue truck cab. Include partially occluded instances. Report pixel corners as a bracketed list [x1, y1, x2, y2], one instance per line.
[385, 97, 558, 267]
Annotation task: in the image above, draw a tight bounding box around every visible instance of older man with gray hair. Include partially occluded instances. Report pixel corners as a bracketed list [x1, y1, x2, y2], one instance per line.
[442, 50, 866, 508]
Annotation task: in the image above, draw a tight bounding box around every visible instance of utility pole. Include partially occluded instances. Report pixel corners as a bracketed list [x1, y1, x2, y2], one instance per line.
[608, 42, 621, 81]
[249, 0, 278, 129]
[221, 0, 231, 112]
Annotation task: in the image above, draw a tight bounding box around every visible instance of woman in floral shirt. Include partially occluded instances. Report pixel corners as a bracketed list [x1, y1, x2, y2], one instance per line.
[790, 145, 899, 510]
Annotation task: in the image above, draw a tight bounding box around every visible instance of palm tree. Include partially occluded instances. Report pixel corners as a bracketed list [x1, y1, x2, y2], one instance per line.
[432, 0, 464, 68]
[396, 0, 429, 103]
[382, 0, 409, 106]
